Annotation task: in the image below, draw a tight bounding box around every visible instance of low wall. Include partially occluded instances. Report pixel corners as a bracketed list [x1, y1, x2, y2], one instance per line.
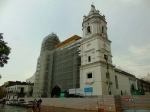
[23, 95, 150, 111]
[120, 95, 150, 110]
[24, 95, 120, 111]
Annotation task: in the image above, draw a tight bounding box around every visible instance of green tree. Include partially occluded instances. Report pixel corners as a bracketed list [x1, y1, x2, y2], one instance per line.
[0, 33, 11, 67]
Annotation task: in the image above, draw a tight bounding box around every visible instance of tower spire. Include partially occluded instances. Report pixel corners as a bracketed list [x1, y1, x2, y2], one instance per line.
[88, 3, 96, 16]
[92, 2, 94, 7]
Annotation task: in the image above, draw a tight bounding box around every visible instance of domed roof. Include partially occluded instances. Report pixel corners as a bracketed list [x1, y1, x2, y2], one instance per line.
[42, 32, 59, 44]
[41, 32, 60, 53]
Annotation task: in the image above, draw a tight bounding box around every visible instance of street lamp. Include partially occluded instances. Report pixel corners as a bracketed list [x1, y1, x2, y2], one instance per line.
[104, 54, 111, 95]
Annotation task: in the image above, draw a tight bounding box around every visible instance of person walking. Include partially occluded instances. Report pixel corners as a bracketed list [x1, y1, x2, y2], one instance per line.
[36, 99, 42, 110]
[2, 97, 6, 108]
[32, 99, 37, 110]
[39, 99, 42, 108]
[36, 100, 40, 110]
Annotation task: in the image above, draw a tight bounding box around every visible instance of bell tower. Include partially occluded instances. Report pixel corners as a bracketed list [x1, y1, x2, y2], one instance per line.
[82, 4, 108, 39]
[80, 4, 114, 96]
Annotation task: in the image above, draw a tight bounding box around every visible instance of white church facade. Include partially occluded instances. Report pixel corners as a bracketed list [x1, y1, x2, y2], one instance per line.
[29, 5, 141, 97]
[80, 4, 136, 96]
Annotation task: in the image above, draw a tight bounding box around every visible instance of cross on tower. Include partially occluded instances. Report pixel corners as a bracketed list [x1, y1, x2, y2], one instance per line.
[92, 2, 94, 6]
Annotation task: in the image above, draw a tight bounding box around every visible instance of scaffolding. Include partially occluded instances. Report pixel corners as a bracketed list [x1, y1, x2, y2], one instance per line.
[33, 33, 60, 97]
[33, 33, 81, 97]
[52, 44, 80, 92]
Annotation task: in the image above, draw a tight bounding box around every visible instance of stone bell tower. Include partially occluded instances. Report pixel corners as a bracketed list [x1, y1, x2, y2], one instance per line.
[80, 4, 114, 96]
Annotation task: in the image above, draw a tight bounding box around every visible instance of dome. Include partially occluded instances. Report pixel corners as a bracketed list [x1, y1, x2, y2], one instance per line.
[41, 32, 60, 53]
[42, 32, 59, 44]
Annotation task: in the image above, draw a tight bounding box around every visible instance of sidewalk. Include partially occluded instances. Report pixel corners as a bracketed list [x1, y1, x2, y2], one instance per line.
[30, 105, 95, 112]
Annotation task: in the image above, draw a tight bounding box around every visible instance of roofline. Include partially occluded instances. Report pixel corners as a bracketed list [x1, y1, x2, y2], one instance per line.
[136, 78, 150, 84]
[54, 35, 81, 48]
[114, 68, 135, 78]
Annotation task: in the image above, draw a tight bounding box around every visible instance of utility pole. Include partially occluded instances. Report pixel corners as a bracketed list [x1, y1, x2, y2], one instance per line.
[0, 74, 1, 84]
[104, 55, 111, 95]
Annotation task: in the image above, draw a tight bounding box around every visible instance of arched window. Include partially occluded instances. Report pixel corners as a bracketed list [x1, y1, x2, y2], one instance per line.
[87, 26, 91, 33]
[115, 75, 118, 89]
[121, 90, 123, 95]
[88, 56, 91, 62]
[131, 84, 135, 91]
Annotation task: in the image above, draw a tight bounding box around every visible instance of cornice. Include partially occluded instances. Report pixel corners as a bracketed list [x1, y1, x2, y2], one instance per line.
[80, 60, 115, 69]
[81, 33, 111, 44]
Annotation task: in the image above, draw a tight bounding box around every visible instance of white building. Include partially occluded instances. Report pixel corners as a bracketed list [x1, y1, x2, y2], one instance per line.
[5, 83, 33, 99]
[80, 4, 136, 96]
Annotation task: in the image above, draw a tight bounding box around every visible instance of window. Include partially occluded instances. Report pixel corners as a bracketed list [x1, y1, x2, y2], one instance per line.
[87, 26, 91, 33]
[106, 72, 109, 78]
[115, 75, 118, 89]
[121, 90, 123, 95]
[131, 84, 135, 91]
[88, 56, 91, 62]
[87, 73, 92, 78]
[104, 54, 108, 60]
[102, 26, 104, 32]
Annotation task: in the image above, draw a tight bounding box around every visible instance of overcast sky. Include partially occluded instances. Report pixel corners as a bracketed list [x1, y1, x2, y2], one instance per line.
[0, 0, 150, 86]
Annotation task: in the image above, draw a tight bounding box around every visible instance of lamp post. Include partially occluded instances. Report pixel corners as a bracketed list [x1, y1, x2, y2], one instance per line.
[104, 54, 111, 95]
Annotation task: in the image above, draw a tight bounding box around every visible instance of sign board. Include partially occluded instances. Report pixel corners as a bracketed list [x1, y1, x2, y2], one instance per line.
[69, 89, 76, 94]
[76, 88, 83, 94]
[124, 98, 134, 102]
[69, 88, 83, 94]
[124, 98, 129, 102]
[60, 93, 66, 98]
[84, 87, 93, 92]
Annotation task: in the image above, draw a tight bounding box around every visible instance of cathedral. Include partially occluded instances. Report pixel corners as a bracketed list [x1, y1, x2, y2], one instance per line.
[31, 5, 137, 97]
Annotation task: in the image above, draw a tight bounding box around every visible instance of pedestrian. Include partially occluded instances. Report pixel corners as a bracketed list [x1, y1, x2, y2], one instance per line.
[36, 99, 42, 110]
[32, 99, 37, 110]
[36, 100, 40, 110]
[39, 99, 42, 108]
[2, 97, 6, 109]
[2, 98, 6, 104]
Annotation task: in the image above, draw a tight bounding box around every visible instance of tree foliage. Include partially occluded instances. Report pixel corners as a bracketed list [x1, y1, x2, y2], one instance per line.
[0, 33, 11, 67]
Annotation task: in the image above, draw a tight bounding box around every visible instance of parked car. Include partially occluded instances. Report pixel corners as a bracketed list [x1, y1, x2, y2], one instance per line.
[20, 101, 34, 108]
[17, 99, 26, 106]
[6, 99, 13, 105]
[11, 99, 18, 106]
[5, 99, 10, 105]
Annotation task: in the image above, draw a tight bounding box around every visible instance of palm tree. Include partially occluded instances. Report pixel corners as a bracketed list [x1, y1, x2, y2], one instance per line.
[0, 33, 11, 67]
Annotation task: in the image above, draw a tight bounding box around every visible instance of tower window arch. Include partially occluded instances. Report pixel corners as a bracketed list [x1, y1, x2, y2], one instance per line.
[115, 75, 118, 89]
[88, 56, 91, 62]
[87, 26, 91, 33]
